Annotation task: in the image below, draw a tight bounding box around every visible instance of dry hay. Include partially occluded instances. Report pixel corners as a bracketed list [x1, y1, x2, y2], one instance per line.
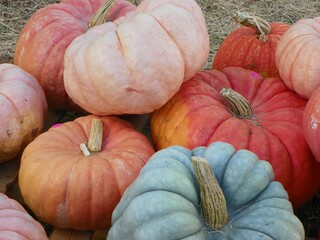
[1, 0, 320, 66]
[1, 0, 320, 237]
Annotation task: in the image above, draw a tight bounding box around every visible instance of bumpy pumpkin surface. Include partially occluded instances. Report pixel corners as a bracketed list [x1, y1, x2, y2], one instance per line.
[275, 16, 320, 99]
[0, 193, 48, 240]
[18, 115, 154, 230]
[64, 0, 209, 115]
[14, 0, 135, 110]
[151, 67, 320, 208]
[107, 142, 305, 240]
[0, 63, 47, 163]
[213, 13, 289, 78]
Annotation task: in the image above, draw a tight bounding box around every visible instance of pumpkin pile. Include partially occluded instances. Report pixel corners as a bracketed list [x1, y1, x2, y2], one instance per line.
[1, 0, 320, 239]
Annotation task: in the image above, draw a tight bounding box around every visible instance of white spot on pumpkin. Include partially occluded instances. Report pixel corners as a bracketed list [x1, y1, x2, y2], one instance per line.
[311, 114, 319, 129]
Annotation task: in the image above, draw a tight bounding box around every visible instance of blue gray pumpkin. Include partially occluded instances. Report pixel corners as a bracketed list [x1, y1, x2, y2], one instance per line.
[107, 142, 304, 240]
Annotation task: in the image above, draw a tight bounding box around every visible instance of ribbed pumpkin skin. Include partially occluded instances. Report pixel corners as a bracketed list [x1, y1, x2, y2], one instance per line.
[64, 0, 209, 115]
[108, 142, 305, 240]
[0, 63, 47, 163]
[275, 17, 320, 99]
[303, 87, 320, 163]
[18, 115, 155, 230]
[151, 67, 320, 208]
[14, 0, 135, 110]
[0, 193, 48, 240]
[213, 22, 289, 78]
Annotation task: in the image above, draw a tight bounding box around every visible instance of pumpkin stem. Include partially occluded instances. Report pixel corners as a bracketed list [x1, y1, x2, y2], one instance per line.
[80, 118, 103, 156]
[191, 156, 228, 230]
[88, 0, 116, 28]
[234, 12, 271, 42]
[220, 88, 262, 127]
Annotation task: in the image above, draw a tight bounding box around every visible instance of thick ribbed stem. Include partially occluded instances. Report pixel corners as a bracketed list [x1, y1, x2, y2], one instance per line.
[88, 0, 116, 28]
[234, 12, 271, 42]
[220, 88, 262, 127]
[191, 156, 228, 230]
[80, 118, 103, 156]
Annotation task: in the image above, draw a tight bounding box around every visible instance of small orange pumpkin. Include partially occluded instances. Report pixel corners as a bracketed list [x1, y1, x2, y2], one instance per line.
[19, 115, 154, 230]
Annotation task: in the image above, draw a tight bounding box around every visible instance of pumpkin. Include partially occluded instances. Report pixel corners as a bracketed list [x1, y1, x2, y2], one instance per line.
[150, 67, 320, 208]
[14, 0, 135, 110]
[0, 193, 48, 240]
[18, 115, 155, 230]
[63, 0, 209, 115]
[107, 142, 305, 239]
[303, 86, 320, 162]
[275, 16, 320, 99]
[0, 63, 47, 163]
[212, 13, 289, 78]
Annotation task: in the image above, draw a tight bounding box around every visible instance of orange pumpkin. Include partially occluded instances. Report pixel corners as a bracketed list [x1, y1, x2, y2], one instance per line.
[0, 63, 47, 163]
[14, 0, 135, 110]
[19, 115, 154, 230]
[64, 0, 209, 115]
[213, 13, 289, 78]
[0, 193, 48, 240]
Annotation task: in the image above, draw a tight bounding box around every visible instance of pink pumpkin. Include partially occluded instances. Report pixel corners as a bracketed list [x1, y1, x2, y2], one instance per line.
[0, 193, 48, 240]
[64, 0, 209, 115]
[14, 0, 135, 110]
[0, 63, 47, 163]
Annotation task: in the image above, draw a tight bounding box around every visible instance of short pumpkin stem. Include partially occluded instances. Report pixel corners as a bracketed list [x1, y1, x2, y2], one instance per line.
[234, 12, 271, 42]
[88, 0, 116, 28]
[191, 156, 228, 230]
[80, 118, 103, 157]
[220, 88, 262, 127]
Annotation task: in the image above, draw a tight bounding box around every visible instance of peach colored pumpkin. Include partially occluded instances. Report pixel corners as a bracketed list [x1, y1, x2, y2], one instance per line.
[19, 115, 155, 230]
[14, 0, 135, 110]
[275, 16, 320, 99]
[0, 63, 47, 163]
[0, 193, 48, 240]
[64, 0, 209, 115]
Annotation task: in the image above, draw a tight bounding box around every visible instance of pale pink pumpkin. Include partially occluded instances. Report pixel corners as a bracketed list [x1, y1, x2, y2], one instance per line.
[0, 193, 48, 240]
[275, 16, 320, 99]
[64, 0, 209, 115]
[0, 64, 47, 163]
[14, 0, 135, 110]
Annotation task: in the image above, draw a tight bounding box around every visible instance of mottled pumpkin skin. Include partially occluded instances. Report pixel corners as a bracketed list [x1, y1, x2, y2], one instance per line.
[0, 193, 48, 240]
[19, 115, 155, 230]
[108, 142, 305, 240]
[276, 17, 320, 99]
[0, 64, 47, 163]
[213, 22, 289, 78]
[303, 86, 320, 163]
[14, 0, 135, 110]
[64, 0, 209, 115]
[151, 67, 320, 208]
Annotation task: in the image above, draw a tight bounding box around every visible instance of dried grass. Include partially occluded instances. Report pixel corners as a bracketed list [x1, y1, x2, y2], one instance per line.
[1, 0, 320, 238]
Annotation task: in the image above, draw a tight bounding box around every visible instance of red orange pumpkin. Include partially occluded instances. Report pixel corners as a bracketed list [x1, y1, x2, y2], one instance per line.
[151, 67, 320, 208]
[213, 13, 289, 78]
